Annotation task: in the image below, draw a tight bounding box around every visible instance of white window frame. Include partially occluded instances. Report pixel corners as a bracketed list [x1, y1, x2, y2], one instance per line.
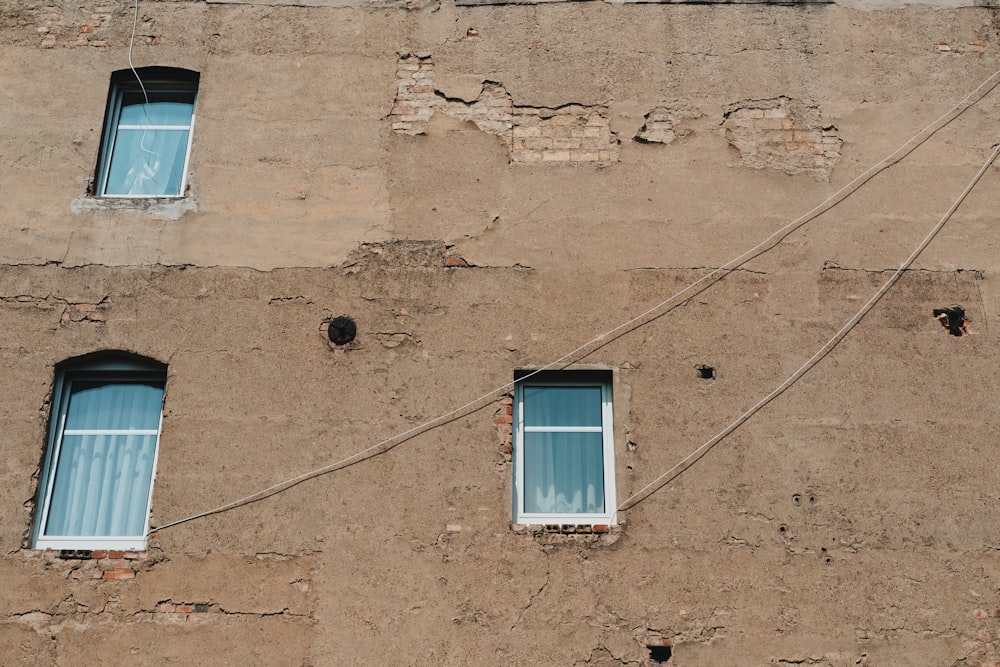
[33, 356, 166, 551]
[512, 371, 617, 526]
[95, 68, 199, 199]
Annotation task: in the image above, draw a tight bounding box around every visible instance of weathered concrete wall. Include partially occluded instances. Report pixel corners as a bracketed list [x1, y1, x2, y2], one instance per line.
[2, 0, 1000, 664]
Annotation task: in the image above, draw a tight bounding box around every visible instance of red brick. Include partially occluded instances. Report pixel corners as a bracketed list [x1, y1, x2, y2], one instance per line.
[493, 415, 512, 424]
[176, 605, 194, 613]
[592, 524, 609, 533]
[107, 550, 124, 559]
[103, 569, 135, 581]
[504, 406, 512, 415]
[114, 560, 132, 570]
[498, 444, 512, 454]
[90, 550, 108, 559]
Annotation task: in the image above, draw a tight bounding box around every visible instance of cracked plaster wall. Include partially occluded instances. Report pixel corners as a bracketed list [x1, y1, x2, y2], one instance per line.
[2, 257, 1000, 665]
[2, 0, 1000, 665]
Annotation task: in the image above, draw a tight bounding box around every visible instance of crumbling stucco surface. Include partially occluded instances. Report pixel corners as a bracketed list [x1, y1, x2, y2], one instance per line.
[2, 0, 1000, 665]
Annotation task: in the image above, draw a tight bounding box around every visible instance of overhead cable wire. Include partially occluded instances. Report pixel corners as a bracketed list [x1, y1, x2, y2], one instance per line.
[615, 141, 1000, 519]
[150, 68, 1000, 535]
[121, 0, 178, 193]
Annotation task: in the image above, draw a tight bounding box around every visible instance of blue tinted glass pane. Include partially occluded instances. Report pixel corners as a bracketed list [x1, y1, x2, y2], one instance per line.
[104, 128, 189, 196]
[523, 431, 605, 514]
[523, 386, 602, 427]
[119, 91, 195, 126]
[44, 433, 158, 537]
[64, 381, 164, 430]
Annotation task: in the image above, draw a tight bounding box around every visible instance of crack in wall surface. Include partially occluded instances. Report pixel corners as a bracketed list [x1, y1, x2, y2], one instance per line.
[510, 551, 550, 631]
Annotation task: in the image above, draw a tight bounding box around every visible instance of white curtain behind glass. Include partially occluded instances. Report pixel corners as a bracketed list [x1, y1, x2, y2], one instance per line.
[522, 386, 606, 515]
[44, 380, 164, 537]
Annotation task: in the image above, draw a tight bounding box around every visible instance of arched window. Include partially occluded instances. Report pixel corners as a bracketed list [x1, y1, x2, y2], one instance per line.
[33, 353, 167, 550]
[94, 67, 199, 198]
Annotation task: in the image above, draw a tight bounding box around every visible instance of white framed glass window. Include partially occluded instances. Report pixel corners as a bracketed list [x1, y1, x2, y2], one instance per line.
[95, 68, 199, 198]
[513, 370, 616, 526]
[33, 354, 167, 551]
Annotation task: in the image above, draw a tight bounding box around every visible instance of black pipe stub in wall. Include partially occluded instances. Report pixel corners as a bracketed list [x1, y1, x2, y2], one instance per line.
[327, 316, 357, 345]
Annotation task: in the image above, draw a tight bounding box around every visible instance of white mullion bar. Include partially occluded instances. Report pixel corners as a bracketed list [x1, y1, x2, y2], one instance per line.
[117, 124, 191, 131]
[523, 425, 603, 433]
[63, 429, 159, 436]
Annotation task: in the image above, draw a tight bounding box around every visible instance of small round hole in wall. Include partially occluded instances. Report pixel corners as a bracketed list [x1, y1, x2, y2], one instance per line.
[696, 365, 715, 380]
[328, 316, 357, 345]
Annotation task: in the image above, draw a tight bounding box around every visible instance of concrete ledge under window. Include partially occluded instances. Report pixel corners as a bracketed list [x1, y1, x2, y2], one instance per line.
[71, 195, 197, 221]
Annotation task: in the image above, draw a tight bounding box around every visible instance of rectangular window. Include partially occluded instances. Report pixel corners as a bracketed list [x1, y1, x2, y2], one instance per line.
[513, 370, 616, 526]
[34, 357, 166, 550]
[95, 68, 198, 198]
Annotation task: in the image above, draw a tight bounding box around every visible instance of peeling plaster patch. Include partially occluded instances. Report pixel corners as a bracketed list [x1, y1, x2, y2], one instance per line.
[1, 294, 109, 325]
[634, 107, 699, 145]
[722, 97, 842, 180]
[389, 54, 618, 165]
[343, 240, 449, 271]
[376, 331, 419, 348]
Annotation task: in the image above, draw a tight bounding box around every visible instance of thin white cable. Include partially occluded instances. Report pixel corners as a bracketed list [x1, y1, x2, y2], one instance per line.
[151, 68, 1000, 534]
[123, 0, 178, 193]
[127, 0, 146, 103]
[615, 142, 1000, 519]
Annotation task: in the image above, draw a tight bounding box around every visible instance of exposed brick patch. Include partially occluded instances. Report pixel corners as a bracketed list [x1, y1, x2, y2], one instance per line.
[31, 6, 162, 49]
[722, 97, 842, 180]
[60, 298, 110, 324]
[511, 105, 618, 164]
[389, 54, 618, 165]
[390, 54, 438, 133]
[1, 294, 109, 324]
[25, 549, 148, 582]
[634, 105, 701, 145]
[511, 522, 624, 546]
[495, 394, 513, 462]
